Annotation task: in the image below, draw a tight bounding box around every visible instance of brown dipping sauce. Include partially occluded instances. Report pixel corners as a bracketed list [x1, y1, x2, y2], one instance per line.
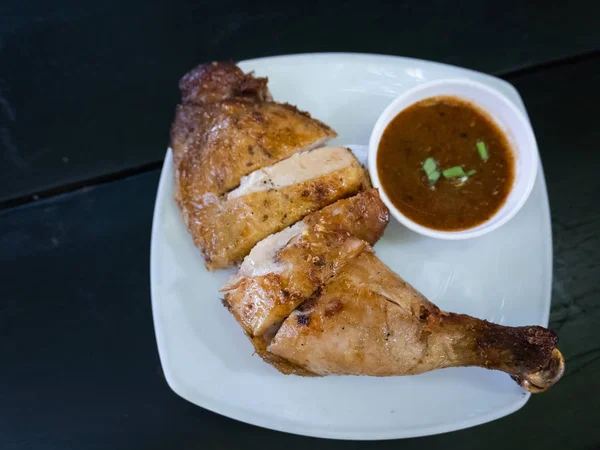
[377, 96, 515, 231]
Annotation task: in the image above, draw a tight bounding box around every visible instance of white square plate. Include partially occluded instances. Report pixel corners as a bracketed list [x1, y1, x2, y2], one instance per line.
[151, 53, 552, 439]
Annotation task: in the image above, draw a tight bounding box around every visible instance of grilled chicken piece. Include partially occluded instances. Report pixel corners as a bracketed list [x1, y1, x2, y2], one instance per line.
[172, 101, 336, 198]
[222, 189, 389, 336]
[171, 62, 336, 198]
[171, 62, 338, 269]
[221, 189, 389, 375]
[192, 147, 370, 270]
[269, 252, 565, 393]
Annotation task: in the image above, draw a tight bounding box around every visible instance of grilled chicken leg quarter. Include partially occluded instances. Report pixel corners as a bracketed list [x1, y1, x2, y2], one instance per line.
[269, 252, 565, 393]
[223, 190, 564, 392]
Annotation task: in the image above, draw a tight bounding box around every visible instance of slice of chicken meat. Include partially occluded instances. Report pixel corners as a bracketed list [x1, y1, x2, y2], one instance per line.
[171, 61, 336, 198]
[222, 188, 389, 336]
[191, 147, 370, 270]
[171, 100, 336, 198]
[269, 251, 565, 393]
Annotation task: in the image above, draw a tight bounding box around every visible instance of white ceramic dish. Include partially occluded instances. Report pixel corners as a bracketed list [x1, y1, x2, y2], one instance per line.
[151, 53, 552, 440]
[368, 79, 539, 240]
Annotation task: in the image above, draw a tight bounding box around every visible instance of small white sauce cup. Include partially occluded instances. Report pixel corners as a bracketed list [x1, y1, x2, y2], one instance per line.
[368, 79, 539, 240]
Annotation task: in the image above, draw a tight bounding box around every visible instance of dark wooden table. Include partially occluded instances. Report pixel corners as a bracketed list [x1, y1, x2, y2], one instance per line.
[2, 1, 599, 449]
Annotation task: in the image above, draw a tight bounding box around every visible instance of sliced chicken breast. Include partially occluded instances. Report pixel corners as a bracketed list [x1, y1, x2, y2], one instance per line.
[172, 100, 336, 198]
[192, 147, 370, 270]
[171, 61, 336, 197]
[171, 62, 338, 269]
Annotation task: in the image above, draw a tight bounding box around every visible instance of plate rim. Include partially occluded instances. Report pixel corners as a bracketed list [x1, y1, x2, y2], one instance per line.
[150, 52, 553, 440]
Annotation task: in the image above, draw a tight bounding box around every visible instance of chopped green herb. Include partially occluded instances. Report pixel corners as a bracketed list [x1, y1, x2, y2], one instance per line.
[422, 157, 437, 176]
[466, 169, 477, 176]
[423, 158, 441, 185]
[442, 166, 466, 178]
[476, 141, 489, 161]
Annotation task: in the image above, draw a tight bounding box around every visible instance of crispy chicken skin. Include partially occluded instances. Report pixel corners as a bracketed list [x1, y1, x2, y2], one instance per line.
[222, 189, 389, 336]
[179, 61, 272, 105]
[269, 252, 565, 393]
